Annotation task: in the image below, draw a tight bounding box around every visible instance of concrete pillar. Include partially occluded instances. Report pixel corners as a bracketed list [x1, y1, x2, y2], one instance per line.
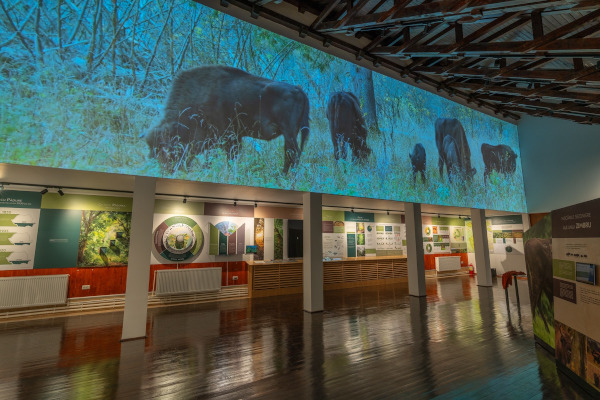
[405, 202, 426, 297]
[121, 176, 156, 341]
[303, 192, 323, 312]
[470, 208, 492, 287]
[521, 213, 531, 231]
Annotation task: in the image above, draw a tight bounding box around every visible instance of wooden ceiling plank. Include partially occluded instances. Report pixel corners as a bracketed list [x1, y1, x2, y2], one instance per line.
[310, 0, 342, 29]
[395, 22, 446, 53]
[375, 0, 412, 24]
[317, 0, 579, 32]
[448, 82, 600, 102]
[445, 11, 523, 53]
[515, 8, 600, 52]
[333, 0, 372, 29]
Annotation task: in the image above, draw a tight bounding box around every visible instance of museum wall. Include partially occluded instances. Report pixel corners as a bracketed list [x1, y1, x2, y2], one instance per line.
[519, 116, 600, 213]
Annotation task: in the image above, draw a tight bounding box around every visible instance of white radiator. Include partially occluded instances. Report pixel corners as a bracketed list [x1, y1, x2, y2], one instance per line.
[155, 268, 221, 296]
[0, 275, 69, 310]
[435, 256, 461, 272]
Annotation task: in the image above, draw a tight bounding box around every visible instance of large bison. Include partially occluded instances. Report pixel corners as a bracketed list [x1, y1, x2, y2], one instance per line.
[434, 118, 476, 181]
[142, 65, 310, 173]
[481, 143, 518, 185]
[525, 237, 553, 332]
[409, 143, 426, 184]
[326, 92, 371, 162]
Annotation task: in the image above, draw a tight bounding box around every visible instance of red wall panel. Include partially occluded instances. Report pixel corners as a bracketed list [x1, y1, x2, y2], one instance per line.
[423, 253, 469, 270]
[0, 261, 248, 299]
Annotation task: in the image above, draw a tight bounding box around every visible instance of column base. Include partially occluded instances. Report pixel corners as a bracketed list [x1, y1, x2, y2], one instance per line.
[120, 335, 147, 342]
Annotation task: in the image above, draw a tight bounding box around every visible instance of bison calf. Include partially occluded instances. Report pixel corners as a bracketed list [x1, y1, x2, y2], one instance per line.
[481, 143, 518, 185]
[142, 65, 310, 174]
[326, 92, 371, 162]
[409, 143, 426, 184]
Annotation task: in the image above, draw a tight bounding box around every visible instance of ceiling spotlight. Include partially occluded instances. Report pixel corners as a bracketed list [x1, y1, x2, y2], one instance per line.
[387, 210, 390, 215]
[437, 214, 440, 218]
[355, 51, 364, 61]
[40, 188, 48, 195]
[298, 27, 307, 38]
[373, 59, 381, 68]
[0, 183, 4, 191]
[57, 188, 64, 196]
[323, 38, 331, 48]
[219, 0, 229, 7]
[254, 202, 258, 208]
[351, 208, 355, 213]
[234, 200, 237, 207]
[183, 197, 187, 204]
[250, 6, 259, 19]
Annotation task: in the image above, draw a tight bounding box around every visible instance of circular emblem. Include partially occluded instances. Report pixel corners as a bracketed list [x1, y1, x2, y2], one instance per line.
[154, 216, 204, 262]
[426, 243, 433, 253]
[425, 227, 431, 236]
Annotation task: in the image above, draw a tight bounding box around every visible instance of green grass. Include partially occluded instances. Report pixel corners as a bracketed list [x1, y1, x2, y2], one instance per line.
[0, 69, 527, 212]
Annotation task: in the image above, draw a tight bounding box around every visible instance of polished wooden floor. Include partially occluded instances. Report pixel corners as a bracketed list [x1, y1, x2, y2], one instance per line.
[0, 276, 594, 399]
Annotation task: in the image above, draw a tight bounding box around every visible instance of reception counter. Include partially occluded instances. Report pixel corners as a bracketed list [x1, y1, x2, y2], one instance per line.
[247, 256, 408, 298]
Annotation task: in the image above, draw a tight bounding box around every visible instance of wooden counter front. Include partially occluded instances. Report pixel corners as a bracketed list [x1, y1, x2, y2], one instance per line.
[248, 256, 408, 298]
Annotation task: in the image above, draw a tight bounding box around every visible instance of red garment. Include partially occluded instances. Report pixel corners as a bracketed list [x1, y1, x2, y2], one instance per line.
[502, 270, 526, 290]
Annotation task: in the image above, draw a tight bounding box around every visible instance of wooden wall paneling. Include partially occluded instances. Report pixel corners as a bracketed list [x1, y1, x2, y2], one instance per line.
[343, 261, 361, 282]
[323, 262, 343, 284]
[279, 264, 303, 288]
[377, 260, 394, 280]
[361, 261, 379, 281]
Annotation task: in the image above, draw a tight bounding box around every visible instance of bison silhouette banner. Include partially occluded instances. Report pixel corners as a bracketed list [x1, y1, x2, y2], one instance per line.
[0, 1, 526, 212]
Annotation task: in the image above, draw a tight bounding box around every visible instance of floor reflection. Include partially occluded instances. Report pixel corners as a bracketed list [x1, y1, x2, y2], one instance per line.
[0, 276, 596, 399]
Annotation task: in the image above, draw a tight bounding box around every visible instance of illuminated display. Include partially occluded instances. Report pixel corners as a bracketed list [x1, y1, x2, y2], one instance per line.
[0, 1, 526, 212]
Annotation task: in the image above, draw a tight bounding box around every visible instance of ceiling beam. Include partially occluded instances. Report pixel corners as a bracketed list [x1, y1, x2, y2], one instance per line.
[317, 0, 594, 32]
[446, 82, 600, 102]
[373, 38, 600, 57]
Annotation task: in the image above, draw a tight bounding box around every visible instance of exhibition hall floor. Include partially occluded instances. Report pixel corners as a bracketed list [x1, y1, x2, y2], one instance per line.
[0, 276, 594, 399]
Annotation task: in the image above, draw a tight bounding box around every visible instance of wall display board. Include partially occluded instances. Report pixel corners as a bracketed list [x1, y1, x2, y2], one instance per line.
[0, 191, 42, 270]
[321, 211, 405, 258]
[322, 211, 347, 258]
[29, 193, 133, 269]
[0, 1, 526, 213]
[154, 216, 204, 262]
[490, 215, 524, 254]
[422, 217, 466, 255]
[209, 221, 245, 256]
[152, 201, 253, 264]
[524, 213, 554, 350]
[551, 198, 600, 393]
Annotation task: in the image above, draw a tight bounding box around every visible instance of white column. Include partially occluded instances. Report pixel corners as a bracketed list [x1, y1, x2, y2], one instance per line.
[471, 208, 492, 287]
[521, 213, 531, 231]
[303, 192, 323, 312]
[121, 176, 156, 341]
[405, 202, 426, 297]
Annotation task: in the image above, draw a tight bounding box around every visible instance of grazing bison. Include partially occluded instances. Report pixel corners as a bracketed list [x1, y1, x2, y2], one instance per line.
[326, 92, 371, 162]
[409, 143, 427, 184]
[442, 135, 460, 183]
[481, 143, 518, 185]
[525, 238, 553, 332]
[142, 65, 310, 173]
[435, 118, 476, 181]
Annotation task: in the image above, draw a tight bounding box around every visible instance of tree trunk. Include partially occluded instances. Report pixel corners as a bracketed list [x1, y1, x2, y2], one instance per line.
[352, 66, 380, 135]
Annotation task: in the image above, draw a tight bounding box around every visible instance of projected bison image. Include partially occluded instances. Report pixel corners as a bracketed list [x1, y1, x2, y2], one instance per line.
[0, 0, 527, 212]
[326, 92, 371, 162]
[143, 65, 310, 173]
[409, 143, 427, 184]
[435, 118, 476, 182]
[481, 144, 518, 185]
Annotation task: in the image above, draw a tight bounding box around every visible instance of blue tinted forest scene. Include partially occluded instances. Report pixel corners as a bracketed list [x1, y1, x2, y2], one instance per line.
[0, 0, 526, 212]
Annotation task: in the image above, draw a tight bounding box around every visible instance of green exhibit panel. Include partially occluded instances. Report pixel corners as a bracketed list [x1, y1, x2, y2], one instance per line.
[153, 216, 204, 262]
[550, 198, 600, 394]
[34, 209, 82, 269]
